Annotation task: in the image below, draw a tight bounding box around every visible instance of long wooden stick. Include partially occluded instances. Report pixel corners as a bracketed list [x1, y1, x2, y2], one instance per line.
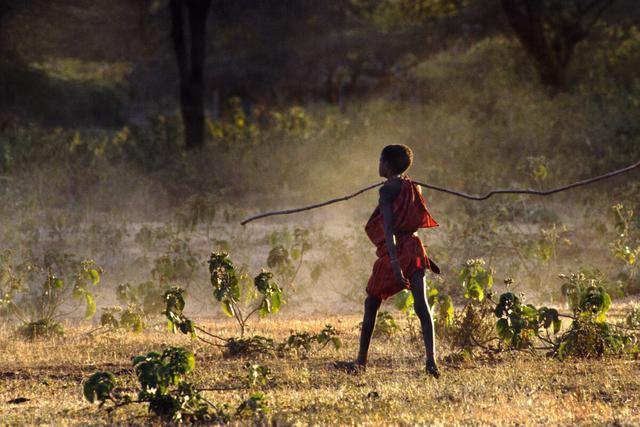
[240, 159, 640, 225]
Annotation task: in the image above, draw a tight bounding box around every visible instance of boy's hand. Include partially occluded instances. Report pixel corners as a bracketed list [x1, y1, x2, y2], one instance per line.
[392, 263, 410, 288]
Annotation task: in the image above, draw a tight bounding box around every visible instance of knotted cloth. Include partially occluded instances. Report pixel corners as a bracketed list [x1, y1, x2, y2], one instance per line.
[365, 176, 438, 299]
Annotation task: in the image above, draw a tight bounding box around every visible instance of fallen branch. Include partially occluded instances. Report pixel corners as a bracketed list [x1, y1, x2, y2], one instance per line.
[241, 159, 640, 225]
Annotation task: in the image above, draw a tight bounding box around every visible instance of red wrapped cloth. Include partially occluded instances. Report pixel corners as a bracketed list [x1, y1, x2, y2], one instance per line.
[365, 176, 438, 300]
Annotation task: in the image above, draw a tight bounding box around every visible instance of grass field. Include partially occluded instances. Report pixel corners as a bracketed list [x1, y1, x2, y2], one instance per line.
[1, 313, 639, 426]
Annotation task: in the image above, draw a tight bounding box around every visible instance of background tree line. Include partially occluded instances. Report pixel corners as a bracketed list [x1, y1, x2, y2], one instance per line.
[2, 0, 639, 149]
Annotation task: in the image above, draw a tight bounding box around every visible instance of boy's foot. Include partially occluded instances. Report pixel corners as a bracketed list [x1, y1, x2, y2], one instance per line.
[334, 360, 365, 375]
[426, 360, 440, 379]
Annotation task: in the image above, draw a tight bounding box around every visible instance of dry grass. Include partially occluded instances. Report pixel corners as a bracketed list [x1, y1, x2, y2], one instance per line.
[1, 313, 639, 426]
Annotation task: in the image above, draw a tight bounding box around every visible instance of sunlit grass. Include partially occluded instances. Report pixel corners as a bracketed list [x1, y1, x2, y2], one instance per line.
[29, 57, 133, 89]
[1, 314, 639, 425]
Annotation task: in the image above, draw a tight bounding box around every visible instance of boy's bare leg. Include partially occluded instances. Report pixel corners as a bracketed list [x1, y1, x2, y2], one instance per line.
[356, 295, 382, 366]
[410, 268, 440, 378]
[334, 295, 381, 374]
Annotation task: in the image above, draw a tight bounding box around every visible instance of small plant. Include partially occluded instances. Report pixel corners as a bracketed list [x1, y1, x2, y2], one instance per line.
[611, 203, 640, 268]
[627, 308, 640, 330]
[84, 347, 230, 423]
[235, 392, 270, 420]
[100, 304, 146, 333]
[209, 252, 283, 336]
[152, 239, 200, 289]
[371, 311, 399, 338]
[163, 287, 197, 337]
[279, 324, 342, 357]
[555, 271, 636, 359]
[393, 282, 454, 332]
[116, 281, 166, 316]
[493, 291, 561, 350]
[83, 372, 116, 406]
[225, 336, 276, 357]
[560, 271, 612, 322]
[164, 287, 340, 358]
[458, 258, 493, 301]
[266, 228, 312, 291]
[443, 259, 496, 354]
[1, 250, 102, 338]
[244, 363, 272, 387]
[175, 194, 218, 242]
[17, 318, 65, 339]
[610, 203, 639, 294]
[163, 286, 274, 356]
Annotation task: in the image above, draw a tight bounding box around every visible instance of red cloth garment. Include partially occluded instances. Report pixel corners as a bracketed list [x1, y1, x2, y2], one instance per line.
[365, 176, 438, 300]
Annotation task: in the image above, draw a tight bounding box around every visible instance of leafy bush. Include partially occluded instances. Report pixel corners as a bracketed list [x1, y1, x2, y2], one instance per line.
[370, 311, 399, 338]
[0, 250, 102, 336]
[84, 347, 230, 423]
[493, 292, 561, 350]
[209, 252, 283, 336]
[163, 286, 340, 358]
[244, 363, 272, 387]
[100, 304, 146, 333]
[235, 392, 270, 420]
[278, 324, 341, 357]
[557, 317, 634, 360]
[440, 259, 497, 354]
[17, 318, 64, 339]
[560, 272, 612, 322]
[266, 227, 312, 291]
[152, 239, 200, 289]
[555, 271, 637, 359]
[116, 281, 166, 317]
[627, 308, 640, 329]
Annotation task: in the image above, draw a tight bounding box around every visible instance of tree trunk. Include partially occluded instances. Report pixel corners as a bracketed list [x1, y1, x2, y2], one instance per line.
[501, 0, 566, 92]
[501, 0, 615, 94]
[170, 0, 212, 150]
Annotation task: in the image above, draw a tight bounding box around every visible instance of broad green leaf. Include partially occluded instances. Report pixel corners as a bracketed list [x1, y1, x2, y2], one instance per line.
[270, 291, 281, 314]
[521, 305, 538, 322]
[496, 318, 509, 339]
[167, 319, 177, 334]
[427, 287, 438, 308]
[83, 371, 116, 404]
[393, 289, 413, 312]
[132, 355, 146, 366]
[557, 342, 567, 360]
[87, 269, 100, 285]
[465, 283, 484, 301]
[331, 336, 342, 349]
[222, 300, 235, 318]
[457, 267, 468, 284]
[439, 295, 454, 325]
[259, 298, 271, 317]
[184, 351, 195, 373]
[84, 293, 96, 319]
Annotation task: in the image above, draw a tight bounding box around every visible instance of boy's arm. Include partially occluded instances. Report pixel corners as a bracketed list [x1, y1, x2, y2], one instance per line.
[380, 186, 408, 286]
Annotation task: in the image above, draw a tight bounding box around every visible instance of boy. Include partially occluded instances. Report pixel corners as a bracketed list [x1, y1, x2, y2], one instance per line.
[336, 144, 440, 378]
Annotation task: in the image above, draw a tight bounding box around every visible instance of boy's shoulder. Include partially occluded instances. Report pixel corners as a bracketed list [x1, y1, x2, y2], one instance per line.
[379, 178, 403, 204]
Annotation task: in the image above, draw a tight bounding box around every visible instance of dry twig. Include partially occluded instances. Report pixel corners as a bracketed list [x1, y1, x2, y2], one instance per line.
[241, 159, 640, 225]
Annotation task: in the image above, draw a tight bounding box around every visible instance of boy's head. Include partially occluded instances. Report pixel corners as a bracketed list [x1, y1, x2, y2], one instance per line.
[379, 144, 413, 177]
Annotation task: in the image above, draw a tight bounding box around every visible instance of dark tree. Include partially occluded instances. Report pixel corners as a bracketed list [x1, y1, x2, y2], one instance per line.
[170, 0, 212, 150]
[501, 0, 615, 92]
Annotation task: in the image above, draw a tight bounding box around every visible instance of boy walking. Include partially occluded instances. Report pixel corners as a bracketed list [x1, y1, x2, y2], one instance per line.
[337, 144, 440, 378]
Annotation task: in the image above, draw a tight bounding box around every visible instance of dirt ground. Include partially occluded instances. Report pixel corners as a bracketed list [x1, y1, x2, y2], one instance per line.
[1, 314, 639, 426]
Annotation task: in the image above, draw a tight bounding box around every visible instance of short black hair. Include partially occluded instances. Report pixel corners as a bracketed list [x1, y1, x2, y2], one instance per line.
[381, 144, 413, 174]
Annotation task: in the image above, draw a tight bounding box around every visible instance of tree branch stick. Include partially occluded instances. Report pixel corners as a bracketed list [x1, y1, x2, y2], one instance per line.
[241, 159, 640, 225]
